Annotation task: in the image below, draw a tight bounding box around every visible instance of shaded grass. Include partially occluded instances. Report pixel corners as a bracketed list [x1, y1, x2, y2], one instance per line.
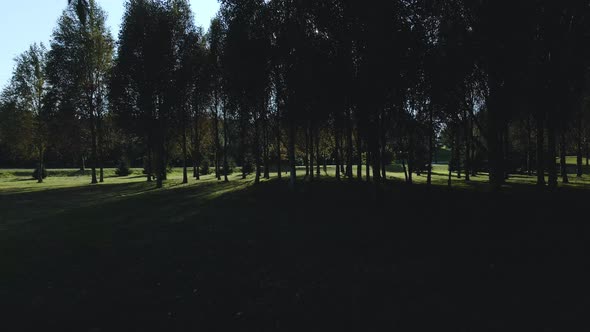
[0, 166, 589, 330]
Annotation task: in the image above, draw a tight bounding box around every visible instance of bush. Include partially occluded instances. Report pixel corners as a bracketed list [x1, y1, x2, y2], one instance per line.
[115, 159, 132, 176]
[32, 166, 47, 180]
[241, 161, 254, 175]
[220, 164, 234, 175]
[200, 160, 210, 175]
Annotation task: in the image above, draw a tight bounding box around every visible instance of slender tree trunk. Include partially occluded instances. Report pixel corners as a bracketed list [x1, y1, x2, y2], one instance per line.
[560, 129, 569, 184]
[526, 117, 532, 176]
[402, 158, 408, 183]
[37, 146, 44, 184]
[276, 117, 282, 180]
[155, 125, 164, 189]
[223, 105, 229, 182]
[547, 118, 558, 189]
[370, 130, 382, 183]
[213, 103, 221, 180]
[448, 134, 454, 187]
[90, 113, 98, 184]
[536, 116, 545, 186]
[346, 109, 353, 179]
[98, 114, 104, 183]
[288, 121, 296, 189]
[427, 103, 433, 186]
[182, 120, 188, 184]
[366, 151, 371, 182]
[255, 115, 261, 184]
[577, 119, 583, 177]
[503, 129, 509, 180]
[407, 132, 414, 185]
[315, 128, 321, 177]
[304, 127, 309, 177]
[240, 111, 247, 180]
[309, 124, 314, 182]
[380, 117, 386, 180]
[456, 129, 462, 179]
[586, 135, 589, 166]
[194, 106, 201, 180]
[156, 145, 163, 189]
[448, 156, 453, 187]
[147, 141, 153, 182]
[263, 116, 270, 180]
[335, 125, 342, 181]
[356, 128, 362, 180]
[463, 107, 470, 181]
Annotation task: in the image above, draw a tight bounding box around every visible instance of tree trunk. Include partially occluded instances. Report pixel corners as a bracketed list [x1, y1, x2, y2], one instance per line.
[263, 116, 270, 180]
[156, 135, 164, 189]
[315, 128, 321, 177]
[407, 132, 414, 185]
[560, 130, 569, 184]
[526, 116, 532, 176]
[288, 121, 296, 189]
[503, 129, 509, 180]
[427, 104, 433, 186]
[182, 121, 188, 184]
[90, 114, 98, 184]
[147, 143, 153, 182]
[402, 158, 408, 183]
[356, 129, 362, 180]
[304, 127, 309, 177]
[380, 118, 386, 180]
[37, 147, 44, 184]
[370, 130, 382, 183]
[276, 118, 282, 180]
[365, 151, 371, 182]
[577, 119, 583, 177]
[463, 106, 471, 181]
[456, 129, 462, 179]
[346, 109, 353, 179]
[255, 116, 261, 184]
[309, 124, 314, 182]
[223, 105, 229, 182]
[213, 103, 221, 181]
[536, 116, 545, 186]
[335, 125, 341, 181]
[340, 134, 345, 175]
[97, 114, 104, 183]
[547, 118, 558, 189]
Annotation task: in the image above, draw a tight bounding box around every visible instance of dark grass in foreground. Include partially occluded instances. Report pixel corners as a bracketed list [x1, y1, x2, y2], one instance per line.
[0, 169, 589, 330]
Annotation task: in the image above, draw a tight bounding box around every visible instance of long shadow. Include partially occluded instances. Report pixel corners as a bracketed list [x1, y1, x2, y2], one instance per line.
[2, 176, 589, 331]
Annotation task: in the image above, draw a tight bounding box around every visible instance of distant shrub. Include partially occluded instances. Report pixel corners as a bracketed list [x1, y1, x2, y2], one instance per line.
[115, 159, 132, 176]
[241, 161, 254, 175]
[200, 160, 210, 175]
[32, 166, 47, 180]
[220, 164, 234, 175]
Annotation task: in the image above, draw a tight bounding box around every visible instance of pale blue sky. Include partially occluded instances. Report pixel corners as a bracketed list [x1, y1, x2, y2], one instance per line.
[0, 0, 220, 88]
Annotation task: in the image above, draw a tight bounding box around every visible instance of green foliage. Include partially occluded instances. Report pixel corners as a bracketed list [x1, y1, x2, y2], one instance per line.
[200, 159, 211, 175]
[115, 159, 132, 176]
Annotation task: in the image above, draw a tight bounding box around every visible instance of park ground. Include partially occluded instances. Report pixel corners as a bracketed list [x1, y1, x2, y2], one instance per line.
[0, 161, 589, 330]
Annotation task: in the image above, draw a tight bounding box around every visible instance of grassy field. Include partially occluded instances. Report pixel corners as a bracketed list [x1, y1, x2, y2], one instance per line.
[1, 163, 589, 330]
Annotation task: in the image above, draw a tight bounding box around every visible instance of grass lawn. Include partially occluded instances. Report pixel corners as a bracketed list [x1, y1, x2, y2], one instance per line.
[1, 163, 588, 330]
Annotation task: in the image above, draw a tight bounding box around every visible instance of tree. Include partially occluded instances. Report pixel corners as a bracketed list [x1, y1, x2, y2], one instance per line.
[10, 44, 48, 182]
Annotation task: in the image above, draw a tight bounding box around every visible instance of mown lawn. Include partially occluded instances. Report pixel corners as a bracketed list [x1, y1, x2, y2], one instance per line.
[0, 164, 588, 330]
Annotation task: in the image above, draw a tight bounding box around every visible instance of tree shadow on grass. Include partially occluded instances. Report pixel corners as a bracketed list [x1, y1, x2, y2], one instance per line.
[1, 176, 589, 331]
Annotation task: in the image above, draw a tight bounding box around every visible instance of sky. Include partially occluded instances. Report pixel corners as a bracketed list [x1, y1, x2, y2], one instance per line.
[0, 0, 220, 89]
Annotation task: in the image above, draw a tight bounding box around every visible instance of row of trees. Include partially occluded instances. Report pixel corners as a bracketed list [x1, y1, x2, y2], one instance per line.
[1, 0, 590, 190]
